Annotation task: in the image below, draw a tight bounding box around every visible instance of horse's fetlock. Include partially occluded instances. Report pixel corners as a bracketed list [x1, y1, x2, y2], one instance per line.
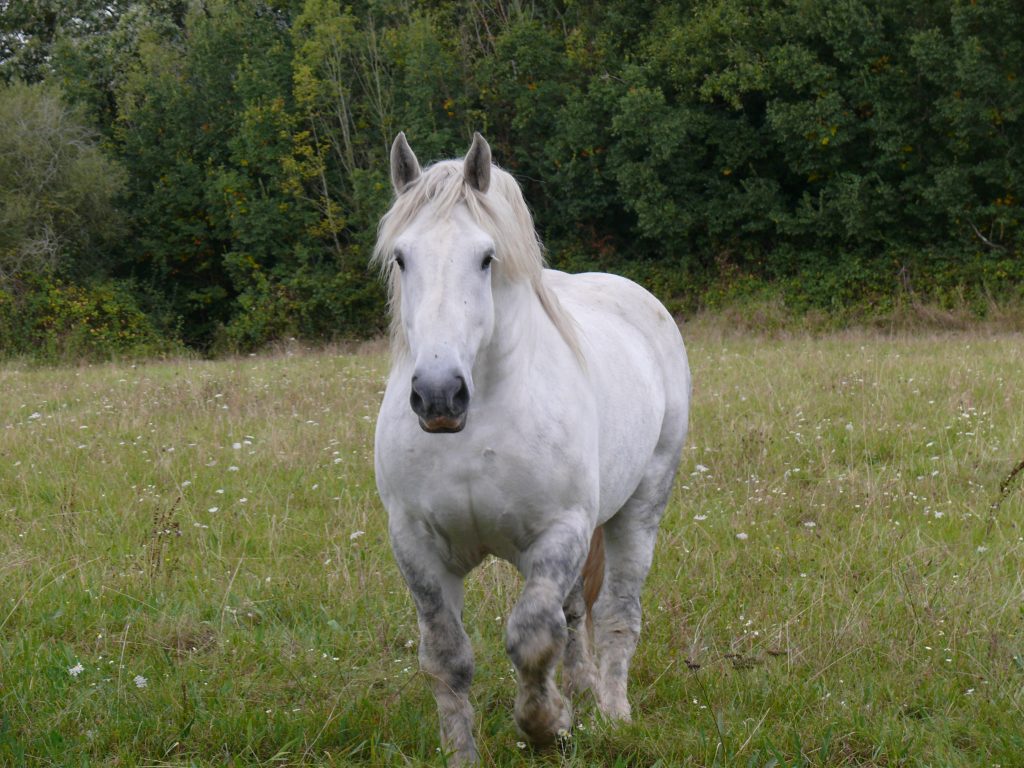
[514, 682, 572, 745]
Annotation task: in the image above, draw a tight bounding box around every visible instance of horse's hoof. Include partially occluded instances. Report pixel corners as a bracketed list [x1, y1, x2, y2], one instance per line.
[596, 690, 632, 723]
[514, 691, 572, 746]
[446, 748, 479, 766]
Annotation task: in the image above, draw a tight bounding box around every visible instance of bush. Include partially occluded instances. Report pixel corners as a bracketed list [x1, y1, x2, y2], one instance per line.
[0, 277, 180, 362]
[213, 262, 386, 354]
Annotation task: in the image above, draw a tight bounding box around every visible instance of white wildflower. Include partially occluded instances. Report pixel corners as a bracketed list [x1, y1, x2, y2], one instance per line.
[68, 662, 84, 677]
[133, 675, 148, 689]
[735, 532, 749, 540]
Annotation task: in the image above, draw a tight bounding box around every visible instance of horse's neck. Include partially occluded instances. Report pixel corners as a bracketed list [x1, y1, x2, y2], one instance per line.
[477, 278, 552, 389]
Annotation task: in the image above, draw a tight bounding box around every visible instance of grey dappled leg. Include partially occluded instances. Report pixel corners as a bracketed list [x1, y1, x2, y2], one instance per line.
[561, 573, 598, 700]
[506, 522, 589, 744]
[391, 536, 477, 764]
[592, 513, 661, 721]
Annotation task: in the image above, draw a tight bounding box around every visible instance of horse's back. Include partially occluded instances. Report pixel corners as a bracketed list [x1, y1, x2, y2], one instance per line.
[543, 269, 688, 397]
[543, 269, 690, 520]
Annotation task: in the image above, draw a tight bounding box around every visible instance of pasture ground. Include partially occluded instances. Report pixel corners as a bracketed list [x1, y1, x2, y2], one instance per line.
[1, 327, 1022, 766]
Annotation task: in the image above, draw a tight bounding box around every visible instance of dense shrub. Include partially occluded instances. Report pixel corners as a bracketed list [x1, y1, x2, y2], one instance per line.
[214, 262, 386, 354]
[0, 277, 177, 361]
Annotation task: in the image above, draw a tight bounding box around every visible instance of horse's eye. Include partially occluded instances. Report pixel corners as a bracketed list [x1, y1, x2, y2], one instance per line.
[481, 251, 494, 271]
[394, 252, 406, 271]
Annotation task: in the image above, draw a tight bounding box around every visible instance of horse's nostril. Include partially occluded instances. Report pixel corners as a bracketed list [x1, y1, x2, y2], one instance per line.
[451, 377, 470, 416]
[409, 387, 425, 416]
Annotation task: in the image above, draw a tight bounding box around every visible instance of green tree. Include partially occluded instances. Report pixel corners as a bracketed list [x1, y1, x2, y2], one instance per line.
[0, 0, 129, 84]
[3, 0, 1022, 357]
[0, 81, 125, 282]
[111, 0, 302, 346]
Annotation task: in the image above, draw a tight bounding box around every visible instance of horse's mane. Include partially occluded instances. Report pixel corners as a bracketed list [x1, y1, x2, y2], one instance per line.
[372, 159, 581, 361]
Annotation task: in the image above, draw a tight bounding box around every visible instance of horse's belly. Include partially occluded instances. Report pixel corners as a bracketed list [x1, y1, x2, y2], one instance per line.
[545, 269, 688, 521]
[592, 350, 666, 519]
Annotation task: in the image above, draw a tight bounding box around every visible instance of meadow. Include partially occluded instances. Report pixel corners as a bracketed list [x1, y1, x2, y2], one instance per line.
[1, 325, 1022, 767]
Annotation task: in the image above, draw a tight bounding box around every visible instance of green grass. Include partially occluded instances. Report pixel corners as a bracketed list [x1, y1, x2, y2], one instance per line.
[1, 328, 1023, 766]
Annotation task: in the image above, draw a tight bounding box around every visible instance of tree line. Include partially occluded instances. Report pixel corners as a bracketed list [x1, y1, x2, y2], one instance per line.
[1, 0, 1021, 357]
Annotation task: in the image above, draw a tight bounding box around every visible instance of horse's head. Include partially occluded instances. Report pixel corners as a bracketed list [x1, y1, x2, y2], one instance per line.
[384, 132, 498, 434]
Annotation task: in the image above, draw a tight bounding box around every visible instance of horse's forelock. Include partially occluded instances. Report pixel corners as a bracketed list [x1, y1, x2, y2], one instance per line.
[374, 162, 541, 276]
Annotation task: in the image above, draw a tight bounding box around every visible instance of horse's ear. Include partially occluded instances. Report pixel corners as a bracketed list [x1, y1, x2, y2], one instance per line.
[390, 131, 421, 194]
[464, 132, 491, 193]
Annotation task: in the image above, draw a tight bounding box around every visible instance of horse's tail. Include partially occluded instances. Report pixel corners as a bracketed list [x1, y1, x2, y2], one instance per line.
[582, 526, 605, 619]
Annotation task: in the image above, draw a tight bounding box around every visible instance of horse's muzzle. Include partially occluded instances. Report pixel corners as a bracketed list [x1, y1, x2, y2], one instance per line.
[410, 371, 470, 433]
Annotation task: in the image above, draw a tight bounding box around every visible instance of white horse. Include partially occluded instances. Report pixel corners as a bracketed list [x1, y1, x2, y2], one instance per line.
[373, 132, 690, 763]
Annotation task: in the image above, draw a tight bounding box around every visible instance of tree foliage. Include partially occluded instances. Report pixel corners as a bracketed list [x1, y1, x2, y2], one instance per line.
[0, 81, 125, 281]
[0, 0, 1021, 354]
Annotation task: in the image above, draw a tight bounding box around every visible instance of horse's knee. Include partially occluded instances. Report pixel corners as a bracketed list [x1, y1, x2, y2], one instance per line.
[420, 621, 474, 691]
[592, 593, 641, 636]
[423, 650, 474, 696]
[506, 594, 567, 674]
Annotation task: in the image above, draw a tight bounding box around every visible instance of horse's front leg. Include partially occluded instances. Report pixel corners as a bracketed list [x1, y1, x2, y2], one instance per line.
[391, 525, 477, 764]
[561, 570, 599, 701]
[506, 516, 591, 745]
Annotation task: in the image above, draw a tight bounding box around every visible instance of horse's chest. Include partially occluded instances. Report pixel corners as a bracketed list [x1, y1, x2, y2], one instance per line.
[399, 438, 586, 513]
[377, 417, 596, 566]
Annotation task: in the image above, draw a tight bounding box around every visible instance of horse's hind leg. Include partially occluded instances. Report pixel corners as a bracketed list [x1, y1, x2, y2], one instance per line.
[593, 468, 677, 721]
[506, 516, 590, 744]
[390, 528, 477, 764]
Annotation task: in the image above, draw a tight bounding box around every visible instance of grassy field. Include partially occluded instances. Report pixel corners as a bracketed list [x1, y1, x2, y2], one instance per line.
[1, 327, 1023, 767]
